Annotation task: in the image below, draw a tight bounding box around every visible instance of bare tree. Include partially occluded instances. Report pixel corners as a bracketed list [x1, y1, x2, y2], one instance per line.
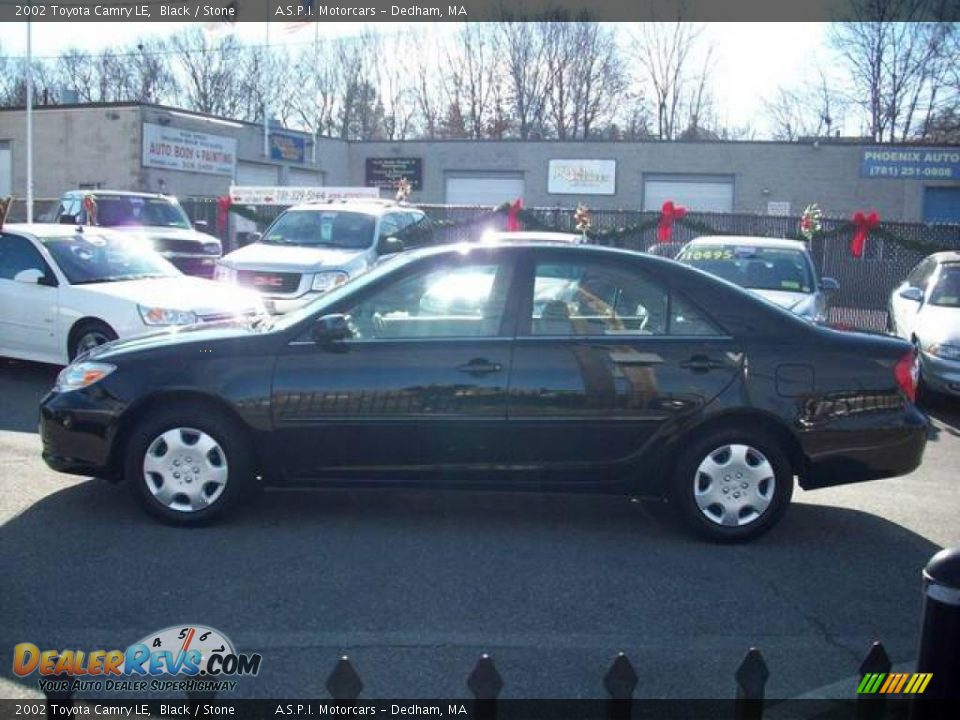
[632, 21, 712, 140]
[830, 0, 957, 141]
[168, 27, 244, 118]
[764, 68, 845, 141]
[495, 19, 550, 138]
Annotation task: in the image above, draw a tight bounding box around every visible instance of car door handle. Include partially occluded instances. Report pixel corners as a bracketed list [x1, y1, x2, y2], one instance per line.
[679, 355, 726, 372]
[457, 359, 503, 375]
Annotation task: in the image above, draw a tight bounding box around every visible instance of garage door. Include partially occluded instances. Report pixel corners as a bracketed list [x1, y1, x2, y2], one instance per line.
[643, 175, 734, 213]
[0, 141, 10, 197]
[236, 162, 279, 186]
[445, 175, 524, 205]
[923, 187, 960, 223]
[288, 168, 323, 187]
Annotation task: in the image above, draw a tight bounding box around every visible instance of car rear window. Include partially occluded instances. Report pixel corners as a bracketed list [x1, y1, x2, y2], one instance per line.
[678, 244, 814, 293]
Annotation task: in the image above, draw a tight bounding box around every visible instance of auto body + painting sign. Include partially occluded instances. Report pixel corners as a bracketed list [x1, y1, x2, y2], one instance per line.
[548, 159, 617, 195]
[142, 123, 237, 177]
[860, 147, 960, 179]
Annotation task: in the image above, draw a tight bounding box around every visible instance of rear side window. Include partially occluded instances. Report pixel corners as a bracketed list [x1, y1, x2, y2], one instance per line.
[0, 234, 52, 281]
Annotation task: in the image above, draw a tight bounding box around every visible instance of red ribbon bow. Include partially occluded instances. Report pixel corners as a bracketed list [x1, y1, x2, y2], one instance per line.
[506, 198, 523, 232]
[657, 201, 687, 243]
[216, 196, 232, 235]
[850, 210, 879, 258]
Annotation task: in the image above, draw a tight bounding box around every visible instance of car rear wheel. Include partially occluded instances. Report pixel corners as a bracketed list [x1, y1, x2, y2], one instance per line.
[669, 427, 793, 543]
[69, 320, 117, 361]
[124, 405, 254, 526]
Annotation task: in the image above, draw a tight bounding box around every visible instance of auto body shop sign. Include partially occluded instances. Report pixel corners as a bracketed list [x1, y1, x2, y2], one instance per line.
[861, 147, 960, 179]
[142, 123, 237, 177]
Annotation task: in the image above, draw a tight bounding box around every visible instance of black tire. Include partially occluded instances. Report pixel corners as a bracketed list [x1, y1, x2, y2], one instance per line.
[123, 403, 255, 526]
[668, 426, 794, 543]
[69, 320, 118, 361]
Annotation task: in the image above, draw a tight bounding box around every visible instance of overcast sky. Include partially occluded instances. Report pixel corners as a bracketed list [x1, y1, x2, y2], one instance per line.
[1, 22, 851, 137]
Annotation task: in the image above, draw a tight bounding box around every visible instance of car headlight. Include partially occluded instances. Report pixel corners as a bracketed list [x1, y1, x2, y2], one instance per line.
[213, 265, 237, 283]
[312, 271, 349, 292]
[925, 343, 960, 361]
[203, 242, 222, 255]
[138, 305, 198, 326]
[55, 362, 116, 392]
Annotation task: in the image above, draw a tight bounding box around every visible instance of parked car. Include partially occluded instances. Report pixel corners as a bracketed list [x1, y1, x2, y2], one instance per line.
[40, 240, 926, 541]
[0, 224, 265, 364]
[52, 190, 222, 277]
[888, 251, 960, 398]
[676, 236, 839, 323]
[214, 199, 433, 314]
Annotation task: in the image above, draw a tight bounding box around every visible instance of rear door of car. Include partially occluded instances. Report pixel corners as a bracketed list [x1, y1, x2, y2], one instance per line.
[0, 233, 60, 361]
[506, 248, 744, 471]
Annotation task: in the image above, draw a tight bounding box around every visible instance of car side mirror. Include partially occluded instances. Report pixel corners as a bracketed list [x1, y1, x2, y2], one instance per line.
[58, 214, 78, 225]
[311, 314, 353, 348]
[193, 220, 210, 232]
[820, 277, 839, 292]
[13, 268, 45, 285]
[377, 236, 404, 255]
[899, 286, 924, 302]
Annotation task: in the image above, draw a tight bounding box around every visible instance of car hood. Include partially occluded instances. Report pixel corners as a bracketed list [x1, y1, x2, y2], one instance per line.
[76, 276, 264, 314]
[220, 242, 368, 272]
[917, 304, 960, 344]
[751, 288, 813, 312]
[86, 320, 266, 362]
[108, 225, 219, 245]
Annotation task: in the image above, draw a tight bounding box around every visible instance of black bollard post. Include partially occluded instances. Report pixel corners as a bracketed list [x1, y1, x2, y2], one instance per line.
[914, 546, 960, 711]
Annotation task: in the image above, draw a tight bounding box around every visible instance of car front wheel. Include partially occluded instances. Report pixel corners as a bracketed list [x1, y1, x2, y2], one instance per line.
[669, 427, 793, 543]
[124, 405, 254, 526]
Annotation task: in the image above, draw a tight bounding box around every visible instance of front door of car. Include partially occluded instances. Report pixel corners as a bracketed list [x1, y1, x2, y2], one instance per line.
[0, 234, 60, 360]
[891, 258, 935, 337]
[270, 252, 520, 480]
[506, 252, 743, 470]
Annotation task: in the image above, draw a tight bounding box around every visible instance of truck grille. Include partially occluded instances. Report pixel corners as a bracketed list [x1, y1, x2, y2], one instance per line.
[154, 238, 206, 254]
[237, 271, 301, 294]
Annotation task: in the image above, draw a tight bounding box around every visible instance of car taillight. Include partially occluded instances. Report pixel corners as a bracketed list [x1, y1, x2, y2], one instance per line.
[893, 348, 919, 403]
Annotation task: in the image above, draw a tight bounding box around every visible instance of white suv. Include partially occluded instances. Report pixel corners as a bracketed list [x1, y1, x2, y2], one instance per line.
[214, 200, 433, 314]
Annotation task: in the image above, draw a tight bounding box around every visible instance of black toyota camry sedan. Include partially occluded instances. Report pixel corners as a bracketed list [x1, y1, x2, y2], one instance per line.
[39, 240, 927, 541]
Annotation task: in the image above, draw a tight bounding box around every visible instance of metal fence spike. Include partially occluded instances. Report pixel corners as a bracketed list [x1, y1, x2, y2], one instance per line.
[858, 641, 892, 676]
[604, 653, 638, 700]
[326, 655, 363, 700]
[467, 654, 504, 700]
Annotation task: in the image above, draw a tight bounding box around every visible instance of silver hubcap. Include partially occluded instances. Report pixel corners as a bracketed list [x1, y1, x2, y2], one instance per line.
[693, 444, 775, 527]
[142, 428, 228, 513]
[77, 331, 110, 353]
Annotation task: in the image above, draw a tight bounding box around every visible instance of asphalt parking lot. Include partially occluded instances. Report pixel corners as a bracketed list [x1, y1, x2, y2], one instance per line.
[2, 357, 958, 700]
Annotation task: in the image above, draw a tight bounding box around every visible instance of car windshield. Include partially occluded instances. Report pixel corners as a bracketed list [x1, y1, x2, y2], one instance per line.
[42, 233, 180, 285]
[260, 209, 377, 250]
[929, 265, 960, 308]
[678, 244, 814, 293]
[93, 196, 192, 230]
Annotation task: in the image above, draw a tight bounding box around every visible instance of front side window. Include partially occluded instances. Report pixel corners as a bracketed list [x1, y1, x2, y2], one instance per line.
[262, 210, 377, 250]
[928, 265, 960, 308]
[42, 233, 178, 285]
[678, 244, 814, 294]
[345, 260, 513, 340]
[94, 196, 191, 230]
[0, 235, 50, 280]
[907, 259, 936, 290]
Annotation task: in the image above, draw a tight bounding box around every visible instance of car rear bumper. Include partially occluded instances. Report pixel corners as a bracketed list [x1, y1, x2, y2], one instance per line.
[799, 403, 928, 489]
[920, 351, 960, 397]
[39, 390, 117, 479]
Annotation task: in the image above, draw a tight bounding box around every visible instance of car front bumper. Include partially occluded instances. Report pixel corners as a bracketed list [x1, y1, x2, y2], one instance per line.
[260, 291, 322, 315]
[920, 351, 960, 397]
[39, 388, 120, 479]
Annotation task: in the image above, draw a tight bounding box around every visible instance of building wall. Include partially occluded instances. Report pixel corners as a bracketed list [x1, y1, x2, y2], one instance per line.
[348, 139, 959, 221]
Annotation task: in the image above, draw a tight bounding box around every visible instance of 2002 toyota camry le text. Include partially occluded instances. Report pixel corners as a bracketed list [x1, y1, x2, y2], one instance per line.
[39, 240, 928, 541]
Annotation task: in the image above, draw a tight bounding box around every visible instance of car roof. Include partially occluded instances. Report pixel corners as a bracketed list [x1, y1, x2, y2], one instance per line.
[688, 235, 808, 251]
[3, 223, 125, 242]
[285, 200, 419, 215]
[480, 230, 583, 244]
[930, 251, 960, 264]
[63, 189, 174, 200]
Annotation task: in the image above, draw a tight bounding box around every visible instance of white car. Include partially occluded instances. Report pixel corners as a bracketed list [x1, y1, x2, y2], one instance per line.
[889, 251, 960, 398]
[676, 236, 839, 322]
[0, 224, 266, 365]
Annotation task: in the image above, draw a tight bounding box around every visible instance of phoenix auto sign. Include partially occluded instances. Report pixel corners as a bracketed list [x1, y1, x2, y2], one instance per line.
[860, 147, 960, 180]
[142, 123, 237, 177]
